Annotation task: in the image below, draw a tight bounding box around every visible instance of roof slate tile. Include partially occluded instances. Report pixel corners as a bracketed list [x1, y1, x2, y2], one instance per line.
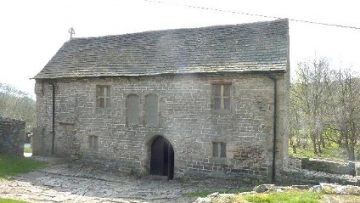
[34, 19, 289, 79]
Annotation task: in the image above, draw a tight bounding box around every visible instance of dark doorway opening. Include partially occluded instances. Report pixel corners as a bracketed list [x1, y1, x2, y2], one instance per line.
[150, 136, 174, 179]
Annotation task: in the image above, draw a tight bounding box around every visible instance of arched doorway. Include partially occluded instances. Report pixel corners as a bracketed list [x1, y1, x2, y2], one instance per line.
[150, 136, 174, 179]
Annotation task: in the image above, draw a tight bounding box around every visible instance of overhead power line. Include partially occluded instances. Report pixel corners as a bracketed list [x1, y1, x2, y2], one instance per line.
[144, 0, 360, 30]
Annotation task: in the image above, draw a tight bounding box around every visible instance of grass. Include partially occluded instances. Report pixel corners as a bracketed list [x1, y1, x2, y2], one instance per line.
[0, 198, 28, 203]
[0, 154, 46, 179]
[23, 145, 32, 153]
[211, 191, 322, 203]
[185, 187, 252, 198]
[289, 142, 347, 161]
[242, 191, 322, 203]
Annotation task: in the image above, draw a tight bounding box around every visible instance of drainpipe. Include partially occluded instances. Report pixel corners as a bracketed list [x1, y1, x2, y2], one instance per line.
[51, 81, 56, 155]
[266, 74, 277, 183]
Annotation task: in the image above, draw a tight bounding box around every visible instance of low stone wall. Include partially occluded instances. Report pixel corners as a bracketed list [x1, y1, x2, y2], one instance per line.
[288, 156, 302, 169]
[279, 169, 359, 186]
[301, 158, 356, 176]
[0, 116, 25, 156]
[280, 157, 360, 186]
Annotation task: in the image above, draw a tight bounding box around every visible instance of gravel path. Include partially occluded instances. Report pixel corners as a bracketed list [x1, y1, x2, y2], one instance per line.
[0, 157, 243, 203]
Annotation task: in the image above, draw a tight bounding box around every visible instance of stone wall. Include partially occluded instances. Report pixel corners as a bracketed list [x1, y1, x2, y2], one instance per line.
[34, 72, 288, 181]
[280, 157, 360, 186]
[287, 156, 302, 170]
[287, 156, 357, 176]
[32, 127, 46, 155]
[279, 169, 359, 186]
[301, 158, 356, 176]
[0, 116, 25, 156]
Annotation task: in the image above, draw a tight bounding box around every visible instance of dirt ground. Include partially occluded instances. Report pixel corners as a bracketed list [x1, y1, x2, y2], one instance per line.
[0, 157, 246, 203]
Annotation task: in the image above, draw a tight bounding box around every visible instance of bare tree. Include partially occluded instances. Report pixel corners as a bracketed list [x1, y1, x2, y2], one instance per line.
[330, 69, 360, 160]
[292, 58, 332, 154]
[289, 83, 304, 154]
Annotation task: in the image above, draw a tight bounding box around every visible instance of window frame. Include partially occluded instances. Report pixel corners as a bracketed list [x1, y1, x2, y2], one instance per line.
[144, 93, 159, 127]
[126, 94, 140, 126]
[96, 85, 111, 108]
[212, 82, 232, 111]
[212, 142, 226, 158]
[88, 135, 98, 151]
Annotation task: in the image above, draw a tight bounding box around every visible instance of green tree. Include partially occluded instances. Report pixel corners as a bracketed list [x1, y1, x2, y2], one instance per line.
[0, 83, 36, 131]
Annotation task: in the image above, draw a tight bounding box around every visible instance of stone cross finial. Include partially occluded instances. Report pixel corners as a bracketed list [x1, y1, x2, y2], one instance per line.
[68, 27, 75, 40]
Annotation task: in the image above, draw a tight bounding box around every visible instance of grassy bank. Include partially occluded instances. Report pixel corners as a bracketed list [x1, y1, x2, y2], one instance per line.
[241, 191, 322, 203]
[0, 198, 28, 203]
[208, 191, 322, 203]
[0, 154, 46, 179]
[289, 142, 347, 161]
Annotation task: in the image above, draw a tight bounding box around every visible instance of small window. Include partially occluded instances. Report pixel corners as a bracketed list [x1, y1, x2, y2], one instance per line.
[88, 135, 98, 150]
[213, 142, 226, 158]
[126, 94, 140, 125]
[212, 84, 231, 110]
[145, 94, 159, 126]
[96, 85, 111, 108]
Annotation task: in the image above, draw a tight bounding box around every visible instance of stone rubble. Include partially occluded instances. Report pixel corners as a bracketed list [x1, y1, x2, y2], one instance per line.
[310, 183, 360, 195]
[194, 183, 360, 203]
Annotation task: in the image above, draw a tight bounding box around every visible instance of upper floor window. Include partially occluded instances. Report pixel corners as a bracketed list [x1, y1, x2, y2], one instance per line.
[126, 94, 140, 125]
[144, 94, 159, 126]
[96, 85, 110, 108]
[212, 84, 231, 110]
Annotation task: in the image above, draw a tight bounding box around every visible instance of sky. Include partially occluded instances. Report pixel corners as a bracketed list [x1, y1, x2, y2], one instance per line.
[0, 0, 359, 99]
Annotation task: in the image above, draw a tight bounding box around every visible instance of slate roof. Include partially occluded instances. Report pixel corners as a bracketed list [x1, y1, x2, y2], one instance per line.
[34, 19, 289, 79]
